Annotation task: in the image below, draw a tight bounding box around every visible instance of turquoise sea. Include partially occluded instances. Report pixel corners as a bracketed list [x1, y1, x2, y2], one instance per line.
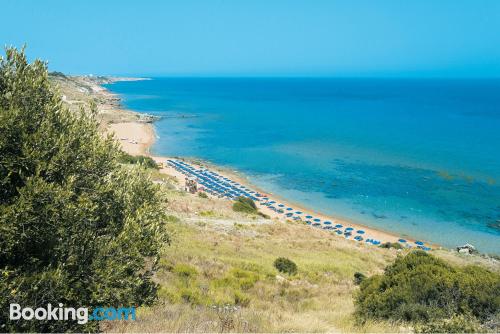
[105, 78, 500, 254]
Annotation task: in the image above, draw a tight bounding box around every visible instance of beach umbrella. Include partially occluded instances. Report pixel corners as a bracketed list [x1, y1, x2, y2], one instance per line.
[323, 221, 332, 225]
[313, 218, 321, 222]
[278, 204, 285, 207]
[335, 224, 343, 228]
[415, 241, 424, 246]
[398, 239, 407, 243]
[295, 211, 303, 214]
[356, 230, 365, 234]
[345, 227, 354, 231]
[305, 215, 313, 219]
[286, 208, 293, 211]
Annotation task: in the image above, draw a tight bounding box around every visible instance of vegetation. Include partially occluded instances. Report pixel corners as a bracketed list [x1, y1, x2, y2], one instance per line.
[198, 191, 208, 198]
[353, 272, 366, 285]
[355, 251, 500, 332]
[274, 257, 298, 275]
[0, 48, 169, 332]
[107, 217, 403, 333]
[379, 242, 403, 250]
[118, 151, 159, 169]
[232, 196, 257, 214]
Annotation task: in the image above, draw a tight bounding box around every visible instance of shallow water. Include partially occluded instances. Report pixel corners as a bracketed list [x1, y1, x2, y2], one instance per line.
[105, 78, 500, 254]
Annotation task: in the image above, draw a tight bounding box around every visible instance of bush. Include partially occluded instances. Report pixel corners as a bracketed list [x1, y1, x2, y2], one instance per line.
[353, 272, 366, 285]
[198, 191, 208, 198]
[274, 257, 298, 275]
[379, 242, 403, 250]
[118, 151, 159, 169]
[232, 196, 257, 214]
[0, 48, 169, 332]
[355, 251, 500, 329]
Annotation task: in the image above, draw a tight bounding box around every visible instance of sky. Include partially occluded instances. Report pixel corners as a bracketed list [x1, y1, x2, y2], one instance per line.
[2, 0, 500, 77]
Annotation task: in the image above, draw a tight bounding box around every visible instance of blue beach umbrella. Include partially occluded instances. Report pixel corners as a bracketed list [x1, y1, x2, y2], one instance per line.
[313, 218, 321, 222]
[398, 239, 407, 243]
[286, 208, 293, 211]
[415, 241, 424, 246]
[335, 224, 343, 228]
[295, 211, 303, 214]
[345, 227, 354, 231]
[305, 215, 313, 219]
[323, 221, 332, 225]
[357, 230, 365, 234]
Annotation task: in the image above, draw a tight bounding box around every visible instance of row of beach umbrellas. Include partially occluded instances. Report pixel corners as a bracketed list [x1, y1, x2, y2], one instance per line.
[167, 159, 430, 250]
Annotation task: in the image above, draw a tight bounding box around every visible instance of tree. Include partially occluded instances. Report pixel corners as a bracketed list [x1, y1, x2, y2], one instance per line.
[0, 47, 169, 332]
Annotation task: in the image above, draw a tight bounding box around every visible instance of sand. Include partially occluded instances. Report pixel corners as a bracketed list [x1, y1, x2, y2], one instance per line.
[107, 122, 156, 156]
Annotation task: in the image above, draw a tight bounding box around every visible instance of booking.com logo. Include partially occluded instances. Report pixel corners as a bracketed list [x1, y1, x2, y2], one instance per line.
[9, 303, 136, 324]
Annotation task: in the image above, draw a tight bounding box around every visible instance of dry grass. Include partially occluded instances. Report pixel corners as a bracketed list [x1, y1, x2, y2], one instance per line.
[104, 183, 410, 332]
[103, 179, 498, 333]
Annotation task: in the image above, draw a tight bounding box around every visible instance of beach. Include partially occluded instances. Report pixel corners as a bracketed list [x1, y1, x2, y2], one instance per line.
[86, 78, 427, 248]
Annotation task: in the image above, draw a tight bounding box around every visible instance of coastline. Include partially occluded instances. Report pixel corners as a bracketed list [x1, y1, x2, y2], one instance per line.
[83, 77, 434, 249]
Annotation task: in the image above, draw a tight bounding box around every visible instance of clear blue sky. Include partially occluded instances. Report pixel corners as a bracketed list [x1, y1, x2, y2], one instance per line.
[2, 0, 500, 77]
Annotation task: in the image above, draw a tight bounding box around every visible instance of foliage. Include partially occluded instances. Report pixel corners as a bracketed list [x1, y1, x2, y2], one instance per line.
[258, 211, 270, 219]
[0, 47, 169, 332]
[379, 242, 403, 250]
[198, 191, 208, 198]
[173, 263, 198, 279]
[355, 251, 500, 330]
[415, 314, 484, 333]
[353, 272, 366, 285]
[232, 196, 257, 214]
[274, 257, 298, 275]
[118, 151, 159, 169]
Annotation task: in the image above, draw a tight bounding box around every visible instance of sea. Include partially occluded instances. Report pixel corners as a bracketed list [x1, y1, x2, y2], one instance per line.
[104, 78, 500, 254]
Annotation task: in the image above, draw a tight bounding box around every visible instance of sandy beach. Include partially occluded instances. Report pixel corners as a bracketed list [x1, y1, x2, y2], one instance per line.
[92, 78, 430, 249]
[107, 122, 156, 156]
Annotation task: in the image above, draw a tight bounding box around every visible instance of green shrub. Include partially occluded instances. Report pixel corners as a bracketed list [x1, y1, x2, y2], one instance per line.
[355, 251, 500, 329]
[379, 242, 403, 249]
[274, 257, 298, 275]
[118, 152, 159, 169]
[232, 196, 257, 214]
[0, 48, 169, 332]
[198, 191, 208, 198]
[353, 272, 366, 285]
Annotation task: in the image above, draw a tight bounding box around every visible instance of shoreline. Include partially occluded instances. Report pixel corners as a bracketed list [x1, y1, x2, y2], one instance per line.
[98, 78, 434, 249]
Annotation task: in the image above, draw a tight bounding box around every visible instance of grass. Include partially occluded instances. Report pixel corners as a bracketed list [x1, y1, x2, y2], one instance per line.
[105, 186, 407, 332]
[103, 165, 498, 333]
